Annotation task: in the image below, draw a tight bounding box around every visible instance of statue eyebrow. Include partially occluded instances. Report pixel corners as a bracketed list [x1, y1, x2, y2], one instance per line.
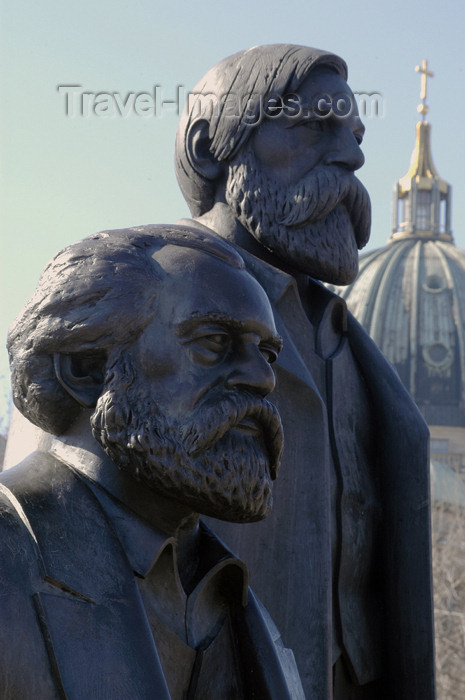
[175, 313, 283, 350]
[176, 312, 244, 336]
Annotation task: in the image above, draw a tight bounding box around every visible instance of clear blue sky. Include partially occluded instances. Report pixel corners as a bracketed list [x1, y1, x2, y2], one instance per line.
[1, 0, 464, 430]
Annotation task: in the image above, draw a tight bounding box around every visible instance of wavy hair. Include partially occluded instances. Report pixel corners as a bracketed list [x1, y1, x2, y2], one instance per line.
[7, 224, 244, 434]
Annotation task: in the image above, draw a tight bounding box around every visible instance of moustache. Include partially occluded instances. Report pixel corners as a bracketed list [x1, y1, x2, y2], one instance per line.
[278, 165, 371, 248]
[181, 391, 284, 480]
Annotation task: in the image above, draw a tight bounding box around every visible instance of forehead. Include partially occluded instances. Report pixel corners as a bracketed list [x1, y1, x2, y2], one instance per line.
[297, 66, 352, 95]
[152, 246, 276, 331]
[294, 67, 358, 115]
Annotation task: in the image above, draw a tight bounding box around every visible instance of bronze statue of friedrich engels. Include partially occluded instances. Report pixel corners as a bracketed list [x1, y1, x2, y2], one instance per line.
[175, 44, 436, 699]
[1, 225, 306, 699]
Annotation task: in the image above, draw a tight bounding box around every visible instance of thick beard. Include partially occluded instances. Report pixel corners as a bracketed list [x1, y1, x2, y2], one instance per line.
[225, 148, 371, 285]
[90, 352, 283, 523]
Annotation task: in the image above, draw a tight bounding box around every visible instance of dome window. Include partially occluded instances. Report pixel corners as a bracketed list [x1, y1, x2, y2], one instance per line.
[423, 274, 445, 293]
[422, 342, 453, 370]
[416, 190, 432, 229]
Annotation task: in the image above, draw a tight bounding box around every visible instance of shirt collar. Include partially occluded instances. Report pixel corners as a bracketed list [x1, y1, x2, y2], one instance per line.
[84, 476, 171, 577]
[88, 480, 249, 606]
[50, 438, 249, 603]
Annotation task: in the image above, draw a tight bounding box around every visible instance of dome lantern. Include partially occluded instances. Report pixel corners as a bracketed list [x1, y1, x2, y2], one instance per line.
[391, 60, 453, 242]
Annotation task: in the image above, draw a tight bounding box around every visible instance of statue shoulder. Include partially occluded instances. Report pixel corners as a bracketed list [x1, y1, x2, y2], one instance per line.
[0, 472, 43, 595]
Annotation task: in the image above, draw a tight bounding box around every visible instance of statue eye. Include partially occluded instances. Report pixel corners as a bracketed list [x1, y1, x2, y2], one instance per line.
[197, 334, 229, 353]
[301, 118, 325, 132]
[187, 332, 231, 365]
[291, 117, 326, 134]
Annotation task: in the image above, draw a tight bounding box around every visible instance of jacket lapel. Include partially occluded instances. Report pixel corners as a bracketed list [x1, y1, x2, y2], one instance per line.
[233, 589, 306, 700]
[242, 248, 324, 398]
[346, 316, 435, 698]
[4, 453, 171, 700]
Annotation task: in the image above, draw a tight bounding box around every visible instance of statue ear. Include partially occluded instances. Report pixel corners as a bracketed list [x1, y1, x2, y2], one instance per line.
[54, 352, 106, 409]
[186, 120, 223, 180]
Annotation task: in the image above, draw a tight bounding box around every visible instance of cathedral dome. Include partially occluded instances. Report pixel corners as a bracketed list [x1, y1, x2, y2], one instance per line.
[333, 236, 465, 427]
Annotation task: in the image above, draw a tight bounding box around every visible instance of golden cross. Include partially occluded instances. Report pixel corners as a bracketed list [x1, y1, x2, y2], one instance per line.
[415, 59, 434, 101]
[415, 59, 434, 119]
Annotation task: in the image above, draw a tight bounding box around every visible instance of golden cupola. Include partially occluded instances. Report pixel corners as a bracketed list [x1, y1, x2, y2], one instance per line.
[391, 60, 453, 242]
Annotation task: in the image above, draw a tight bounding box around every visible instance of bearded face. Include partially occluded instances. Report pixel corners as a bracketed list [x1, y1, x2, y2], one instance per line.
[90, 351, 284, 523]
[225, 146, 371, 285]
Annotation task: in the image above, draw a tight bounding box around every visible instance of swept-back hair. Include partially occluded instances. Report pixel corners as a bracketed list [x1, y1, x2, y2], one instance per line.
[175, 44, 347, 217]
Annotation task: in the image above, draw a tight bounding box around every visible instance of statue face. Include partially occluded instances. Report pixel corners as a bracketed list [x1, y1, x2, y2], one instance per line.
[91, 246, 284, 522]
[224, 68, 372, 284]
[251, 69, 365, 183]
[136, 246, 281, 420]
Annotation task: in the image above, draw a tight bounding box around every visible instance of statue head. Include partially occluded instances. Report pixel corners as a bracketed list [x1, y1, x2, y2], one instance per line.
[7, 225, 283, 522]
[175, 44, 371, 284]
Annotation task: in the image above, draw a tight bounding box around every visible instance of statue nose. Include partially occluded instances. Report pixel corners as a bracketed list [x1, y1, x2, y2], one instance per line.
[225, 346, 276, 397]
[324, 129, 365, 172]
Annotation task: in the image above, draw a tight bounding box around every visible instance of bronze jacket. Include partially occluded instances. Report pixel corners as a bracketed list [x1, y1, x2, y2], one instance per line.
[206, 248, 436, 700]
[0, 452, 304, 700]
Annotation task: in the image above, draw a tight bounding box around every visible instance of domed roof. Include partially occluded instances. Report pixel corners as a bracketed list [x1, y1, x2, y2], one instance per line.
[332, 238, 465, 426]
